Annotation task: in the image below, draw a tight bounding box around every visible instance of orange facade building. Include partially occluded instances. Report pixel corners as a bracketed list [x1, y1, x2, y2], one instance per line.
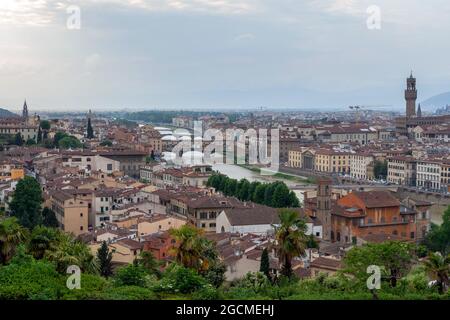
[306, 180, 431, 244]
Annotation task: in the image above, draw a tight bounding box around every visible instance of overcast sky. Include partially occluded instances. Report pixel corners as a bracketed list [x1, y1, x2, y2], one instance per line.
[1, 0, 450, 112]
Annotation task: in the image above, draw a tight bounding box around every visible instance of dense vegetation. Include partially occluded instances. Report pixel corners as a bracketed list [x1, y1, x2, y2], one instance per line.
[0, 210, 449, 299]
[1, 182, 449, 301]
[207, 174, 300, 208]
[374, 160, 388, 180]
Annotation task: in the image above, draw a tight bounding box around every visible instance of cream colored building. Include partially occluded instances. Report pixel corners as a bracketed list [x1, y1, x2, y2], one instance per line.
[90, 239, 143, 265]
[387, 156, 417, 186]
[288, 148, 303, 168]
[417, 159, 441, 191]
[137, 215, 186, 238]
[314, 149, 351, 174]
[349, 153, 374, 180]
[50, 191, 89, 236]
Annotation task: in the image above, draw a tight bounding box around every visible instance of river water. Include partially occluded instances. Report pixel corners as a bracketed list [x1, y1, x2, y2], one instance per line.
[212, 164, 298, 187]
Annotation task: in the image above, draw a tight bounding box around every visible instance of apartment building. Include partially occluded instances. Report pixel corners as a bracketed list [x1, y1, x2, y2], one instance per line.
[387, 156, 417, 186]
[314, 148, 351, 174]
[349, 152, 374, 180]
[50, 191, 89, 236]
[417, 159, 442, 191]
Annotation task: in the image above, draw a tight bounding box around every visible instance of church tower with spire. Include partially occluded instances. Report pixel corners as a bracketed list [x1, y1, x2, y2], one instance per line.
[22, 100, 29, 124]
[405, 72, 417, 118]
[417, 103, 422, 117]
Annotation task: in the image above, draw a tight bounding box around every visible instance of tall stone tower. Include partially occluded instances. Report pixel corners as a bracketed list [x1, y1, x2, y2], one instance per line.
[316, 177, 332, 241]
[22, 99, 29, 124]
[405, 72, 417, 117]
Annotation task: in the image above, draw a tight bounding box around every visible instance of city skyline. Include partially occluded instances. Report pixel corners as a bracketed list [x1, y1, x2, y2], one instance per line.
[1, 1, 450, 110]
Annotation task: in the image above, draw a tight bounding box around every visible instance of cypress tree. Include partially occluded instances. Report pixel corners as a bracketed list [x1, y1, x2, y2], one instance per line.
[87, 118, 94, 139]
[97, 241, 113, 278]
[260, 248, 270, 279]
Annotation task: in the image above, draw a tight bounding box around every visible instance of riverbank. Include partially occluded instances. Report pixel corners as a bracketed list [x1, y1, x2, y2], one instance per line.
[237, 164, 315, 184]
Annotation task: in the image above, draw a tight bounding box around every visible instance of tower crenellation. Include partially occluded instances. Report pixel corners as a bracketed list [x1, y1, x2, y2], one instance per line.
[405, 72, 417, 117]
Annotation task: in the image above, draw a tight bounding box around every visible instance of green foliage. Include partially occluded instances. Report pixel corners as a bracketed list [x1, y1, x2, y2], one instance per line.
[97, 241, 113, 278]
[27, 226, 60, 259]
[25, 138, 36, 146]
[42, 207, 59, 228]
[344, 241, 416, 288]
[40, 120, 51, 131]
[53, 131, 67, 146]
[59, 136, 83, 149]
[100, 140, 113, 147]
[114, 264, 148, 287]
[61, 274, 109, 300]
[44, 232, 98, 274]
[9, 176, 43, 229]
[169, 225, 211, 270]
[275, 209, 308, 278]
[0, 255, 64, 299]
[0, 217, 29, 264]
[206, 174, 299, 208]
[260, 248, 270, 279]
[155, 264, 207, 294]
[37, 127, 42, 143]
[374, 160, 388, 179]
[14, 133, 23, 146]
[87, 118, 94, 139]
[423, 252, 450, 294]
[423, 206, 450, 255]
[233, 272, 271, 295]
[202, 261, 226, 288]
[192, 284, 222, 300]
[137, 251, 161, 278]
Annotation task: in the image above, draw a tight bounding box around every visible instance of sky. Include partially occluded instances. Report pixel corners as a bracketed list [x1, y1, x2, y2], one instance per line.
[1, 0, 450, 112]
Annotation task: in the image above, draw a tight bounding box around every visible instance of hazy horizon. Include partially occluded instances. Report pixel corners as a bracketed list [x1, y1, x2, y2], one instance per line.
[1, 1, 450, 111]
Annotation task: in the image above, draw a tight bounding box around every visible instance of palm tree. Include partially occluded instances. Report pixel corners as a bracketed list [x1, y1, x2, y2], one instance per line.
[424, 252, 450, 294]
[137, 251, 161, 278]
[169, 224, 210, 270]
[0, 217, 29, 264]
[45, 233, 98, 274]
[27, 225, 60, 259]
[274, 209, 308, 278]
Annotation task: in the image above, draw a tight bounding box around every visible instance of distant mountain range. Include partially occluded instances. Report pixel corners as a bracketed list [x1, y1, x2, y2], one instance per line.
[421, 92, 450, 109]
[0, 108, 19, 118]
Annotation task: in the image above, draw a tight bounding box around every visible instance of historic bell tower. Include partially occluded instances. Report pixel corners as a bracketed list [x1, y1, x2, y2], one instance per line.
[316, 177, 332, 241]
[22, 99, 29, 124]
[405, 72, 417, 118]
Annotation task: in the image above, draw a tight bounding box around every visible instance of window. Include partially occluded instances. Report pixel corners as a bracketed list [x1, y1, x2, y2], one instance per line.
[80, 226, 83, 231]
[80, 213, 83, 217]
[410, 232, 415, 239]
[107, 164, 113, 171]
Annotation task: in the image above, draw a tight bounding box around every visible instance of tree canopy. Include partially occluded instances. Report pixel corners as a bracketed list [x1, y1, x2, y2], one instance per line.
[9, 176, 43, 229]
[207, 174, 299, 208]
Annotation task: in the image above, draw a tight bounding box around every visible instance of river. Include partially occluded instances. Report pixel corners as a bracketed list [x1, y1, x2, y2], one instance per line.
[212, 164, 300, 187]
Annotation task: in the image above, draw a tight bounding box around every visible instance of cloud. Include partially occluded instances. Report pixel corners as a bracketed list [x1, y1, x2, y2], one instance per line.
[234, 33, 255, 41]
[0, 0, 56, 26]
